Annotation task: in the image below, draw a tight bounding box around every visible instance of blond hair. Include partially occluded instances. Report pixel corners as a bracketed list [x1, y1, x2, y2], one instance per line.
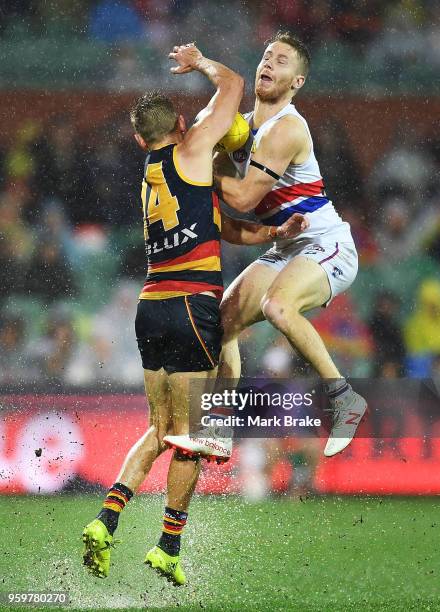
[130, 92, 178, 146]
[265, 31, 311, 77]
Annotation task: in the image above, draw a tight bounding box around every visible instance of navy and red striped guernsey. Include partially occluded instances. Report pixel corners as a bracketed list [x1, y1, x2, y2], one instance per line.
[138, 144, 223, 300]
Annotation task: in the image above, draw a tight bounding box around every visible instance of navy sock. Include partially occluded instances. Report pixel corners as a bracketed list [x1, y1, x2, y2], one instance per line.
[96, 482, 133, 536]
[157, 507, 188, 557]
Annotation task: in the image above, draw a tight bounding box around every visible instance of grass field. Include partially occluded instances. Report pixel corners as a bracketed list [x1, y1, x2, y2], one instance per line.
[1, 494, 439, 611]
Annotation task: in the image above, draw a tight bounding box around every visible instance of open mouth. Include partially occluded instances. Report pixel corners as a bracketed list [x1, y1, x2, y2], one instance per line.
[260, 74, 273, 82]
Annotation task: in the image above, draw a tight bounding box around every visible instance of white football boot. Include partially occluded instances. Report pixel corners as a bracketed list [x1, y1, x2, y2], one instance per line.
[163, 426, 232, 464]
[324, 387, 368, 457]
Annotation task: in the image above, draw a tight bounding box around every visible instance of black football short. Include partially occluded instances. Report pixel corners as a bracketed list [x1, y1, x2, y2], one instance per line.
[135, 294, 223, 374]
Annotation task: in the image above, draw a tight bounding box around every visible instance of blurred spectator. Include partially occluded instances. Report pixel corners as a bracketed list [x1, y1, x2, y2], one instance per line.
[338, 206, 379, 266]
[88, 0, 145, 43]
[23, 237, 76, 303]
[425, 4, 440, 68]
[314, 119, 365, 209]
[424, 206, 440, 264]
[240, 435, 320, 501]
[368, 2, 426, 72]
[0, 314, 35, 384]
[90, 116, 142, 225]
[0, 186, 34, 299]
[370, 123, 437, 203]
[255, 0, 333, 50]
[26, 0, 90, 37]
[432, 354, 440, 383]
[239, 439, 270, 501]
[32, 116, 94, 226]
[106, 46, 147, 92]
[404, 279, 440, 376]
[141, 0, 174, 50]
[313, 293, 373, 376]
[369, 291, 405, 377]
[332, 0, 384, 51]
[0, 1, 33, 32]
[28, 311, 77, 382]
[0, 0, 439, 96]
[88, 281, 143, 385]
[375, 198, 422, 263]
[4, 121, 39, 185]
[37, 199, 78, 265]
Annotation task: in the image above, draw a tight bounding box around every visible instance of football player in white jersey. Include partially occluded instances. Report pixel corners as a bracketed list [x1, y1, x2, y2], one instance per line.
[164, 31, 367, 460]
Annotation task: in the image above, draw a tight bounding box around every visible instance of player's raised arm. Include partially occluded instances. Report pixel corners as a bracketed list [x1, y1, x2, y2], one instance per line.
[169, 44, 244, 152]
[215, 114, 309, 212]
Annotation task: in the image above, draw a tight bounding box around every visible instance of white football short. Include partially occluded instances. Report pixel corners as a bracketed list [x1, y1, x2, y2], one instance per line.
[256, 235, 358, 306]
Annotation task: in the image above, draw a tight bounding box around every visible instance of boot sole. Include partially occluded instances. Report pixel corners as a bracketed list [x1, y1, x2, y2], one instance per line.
[164, 440, 230, 464]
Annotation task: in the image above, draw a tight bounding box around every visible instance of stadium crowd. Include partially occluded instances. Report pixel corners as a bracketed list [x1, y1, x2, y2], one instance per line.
[1, 0, 439, 92]
[1, 0, 438, 58]
[1, 108, 439, 387]
[0, 0, 439, 387]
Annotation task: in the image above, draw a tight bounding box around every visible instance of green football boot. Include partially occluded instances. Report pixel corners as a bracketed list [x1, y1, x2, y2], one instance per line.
[82, 519, 114, 578]
[144, 545, 186, 586]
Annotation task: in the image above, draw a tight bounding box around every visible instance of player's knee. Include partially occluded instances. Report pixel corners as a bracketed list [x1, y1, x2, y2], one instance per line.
[261, 294, 299, 327]
[149, 424, 168, 453]
[261, 294, 283, 325]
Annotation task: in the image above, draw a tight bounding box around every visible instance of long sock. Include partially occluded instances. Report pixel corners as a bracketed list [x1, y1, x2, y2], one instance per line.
[96, 482, 133, 535]
[324, 378, 350, 401]
[157, 507, 188, 557]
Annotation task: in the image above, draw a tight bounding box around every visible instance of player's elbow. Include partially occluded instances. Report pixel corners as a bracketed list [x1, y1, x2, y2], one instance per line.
[222, 74, 244, 104]
[235, 75, 245, 94]
[226, 72, 244, 93]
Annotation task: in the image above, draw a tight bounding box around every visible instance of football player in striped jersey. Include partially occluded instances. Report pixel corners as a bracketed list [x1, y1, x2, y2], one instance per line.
[216, 32, 367, 458]
[168, 32, 367, 461]
[82, 43, 309, 585]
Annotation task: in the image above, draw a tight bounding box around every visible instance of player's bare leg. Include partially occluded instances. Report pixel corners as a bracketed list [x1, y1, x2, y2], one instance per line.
[166, 369, 215, 509]
[116, 368, 172, 491]
[146, 369, 215, 585]
[82, 367, 173, 578]
[260, 256, 367, 456]
[164, 263, 277, 460]
[218, 261, 276, 379]
[162, 365, 233, 461]
[261, 257, 338, 377]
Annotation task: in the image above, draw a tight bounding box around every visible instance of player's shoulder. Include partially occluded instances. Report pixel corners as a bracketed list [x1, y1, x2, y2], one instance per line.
[271, 113, 307, 136]
[260, 113, 308, 150]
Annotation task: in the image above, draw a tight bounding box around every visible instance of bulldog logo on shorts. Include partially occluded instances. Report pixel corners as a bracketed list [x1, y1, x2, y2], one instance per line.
[233, 148, 248, 163]
[332, 266, 343, 278]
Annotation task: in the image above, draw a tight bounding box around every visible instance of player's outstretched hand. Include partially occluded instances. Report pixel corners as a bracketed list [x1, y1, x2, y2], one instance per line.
[276, 213, 310, 239]
[169, 43, 203, 74]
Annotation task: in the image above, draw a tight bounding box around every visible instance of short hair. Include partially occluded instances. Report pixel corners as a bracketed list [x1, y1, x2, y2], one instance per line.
[130, 92, 178, 146]
[265, 31, 311, 77]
